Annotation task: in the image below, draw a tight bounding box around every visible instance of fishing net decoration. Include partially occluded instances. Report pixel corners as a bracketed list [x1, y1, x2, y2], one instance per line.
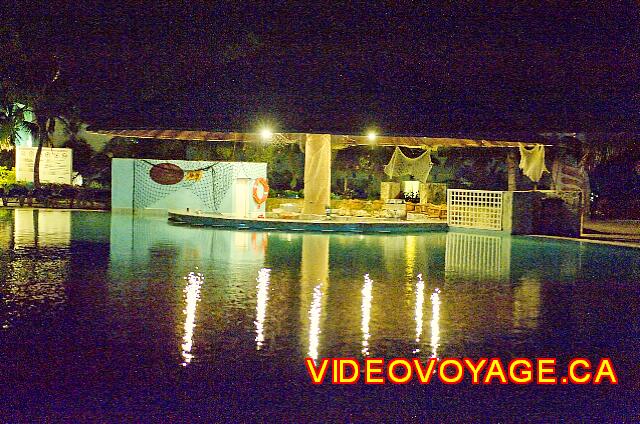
[383, 146, 434, 183]
[270, 133, 293, 149]
[133, 160, 236, 211]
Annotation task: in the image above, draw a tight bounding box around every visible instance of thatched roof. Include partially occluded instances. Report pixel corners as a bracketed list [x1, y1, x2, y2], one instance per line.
[86, 128, 548, 148]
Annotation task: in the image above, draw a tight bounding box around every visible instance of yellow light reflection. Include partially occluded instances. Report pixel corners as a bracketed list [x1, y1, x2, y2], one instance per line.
[14, 209, 71, 248]
[405, 236, 416, 277]
[430, 287, 441, 359]
[361, 274, 373, 356]
[181, 271, 204, 366]
[308, 283, 323, 363]
[255, 268, 271, 350]
[413, 273, 425, 354]
[513, 275, 541, 329]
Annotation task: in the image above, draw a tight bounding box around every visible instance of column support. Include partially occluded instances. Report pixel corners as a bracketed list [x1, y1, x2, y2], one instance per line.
[303, 133, 332, 215]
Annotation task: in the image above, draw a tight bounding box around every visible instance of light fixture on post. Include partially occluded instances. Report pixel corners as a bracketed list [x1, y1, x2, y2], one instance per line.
[260, 128, 273, 141]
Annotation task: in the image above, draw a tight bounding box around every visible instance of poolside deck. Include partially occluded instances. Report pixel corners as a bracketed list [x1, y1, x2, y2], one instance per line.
[168, 209, 448, 233]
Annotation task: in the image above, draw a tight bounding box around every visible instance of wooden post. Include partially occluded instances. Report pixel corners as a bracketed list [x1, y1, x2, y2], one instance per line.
[506, 149, 517, 191]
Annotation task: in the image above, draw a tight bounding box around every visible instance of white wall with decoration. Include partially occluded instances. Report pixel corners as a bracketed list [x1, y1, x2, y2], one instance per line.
[111, 158, 267, 216]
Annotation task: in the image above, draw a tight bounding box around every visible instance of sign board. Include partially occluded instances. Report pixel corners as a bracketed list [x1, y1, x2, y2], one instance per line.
[15, 147, 73, 184]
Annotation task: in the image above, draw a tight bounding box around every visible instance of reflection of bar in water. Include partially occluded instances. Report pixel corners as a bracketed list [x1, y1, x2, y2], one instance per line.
[300, 234, 329, 361]
[513, 275, 541, 329]
[405, 235, 417, 277]
[361, 274, 373, 356]
[255, 268, 271, 350]
[308, 283, 323, 362]
[413, 274, 425, 353]
[181, 271, 203, 366]
[444, 232, 511, 281]
[430, 288, 441, 359]
[382, 236, 407, 275]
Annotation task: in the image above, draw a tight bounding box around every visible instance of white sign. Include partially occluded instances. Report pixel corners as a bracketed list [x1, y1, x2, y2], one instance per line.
[15, 147, 73, 184]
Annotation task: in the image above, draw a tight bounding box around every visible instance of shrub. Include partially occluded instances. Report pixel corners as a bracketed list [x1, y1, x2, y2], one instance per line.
[0, 166, 16, 188]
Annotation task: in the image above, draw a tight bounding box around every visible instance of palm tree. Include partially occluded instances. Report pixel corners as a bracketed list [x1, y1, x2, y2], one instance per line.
[546, 133, 640, 218]
[30, 56, 64, 189]
[60, 116, 96, 181]
[0, 100, 37, 151]
[2, 28, 70, 188]
[581, 133, 639, 172]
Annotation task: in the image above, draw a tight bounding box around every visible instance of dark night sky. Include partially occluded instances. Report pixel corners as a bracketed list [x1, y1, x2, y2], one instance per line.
[5, 1, 640, 136]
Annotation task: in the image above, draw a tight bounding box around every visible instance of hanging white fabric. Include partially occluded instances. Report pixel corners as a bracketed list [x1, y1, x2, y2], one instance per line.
[383, 146, 433, 183]
[518, 144, 549, 183]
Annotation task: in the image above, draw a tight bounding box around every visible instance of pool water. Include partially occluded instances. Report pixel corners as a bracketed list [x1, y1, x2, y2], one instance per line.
[0, 209, 639, 421]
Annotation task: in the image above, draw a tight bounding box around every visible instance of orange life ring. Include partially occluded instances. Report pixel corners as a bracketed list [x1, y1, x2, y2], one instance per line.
[253, 178, 269, 207]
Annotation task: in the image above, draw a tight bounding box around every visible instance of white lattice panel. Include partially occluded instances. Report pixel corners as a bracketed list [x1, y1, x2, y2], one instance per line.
[447, 189, 504, 230]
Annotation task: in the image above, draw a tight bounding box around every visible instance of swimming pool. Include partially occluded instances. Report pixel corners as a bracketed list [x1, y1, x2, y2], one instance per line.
[0, 209, 638, 421]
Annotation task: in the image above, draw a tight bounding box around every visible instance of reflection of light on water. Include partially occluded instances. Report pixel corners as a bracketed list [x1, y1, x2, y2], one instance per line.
[413, 273, 425, 353]
[233, 232, 250, 250]
[181, 271, 204, 366]
[430, 287, 441, 359]
[254, 268, 271, 350]
[308, 283, 323, 362]
[405, 236, 416, 276]
[513, 276, 541, 329]
[361, 274, 373, 356]
[14, 209, 71, 248]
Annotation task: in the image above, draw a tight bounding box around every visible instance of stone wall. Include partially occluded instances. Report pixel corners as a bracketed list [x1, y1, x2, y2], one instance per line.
[532, 191, 582, 237]
[504, 190, 582, 236]
[266, 198, 305, 212]
[268, 198, 386, 213]
[267, 197, 405, 218]
[420, 183, 447, 205]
